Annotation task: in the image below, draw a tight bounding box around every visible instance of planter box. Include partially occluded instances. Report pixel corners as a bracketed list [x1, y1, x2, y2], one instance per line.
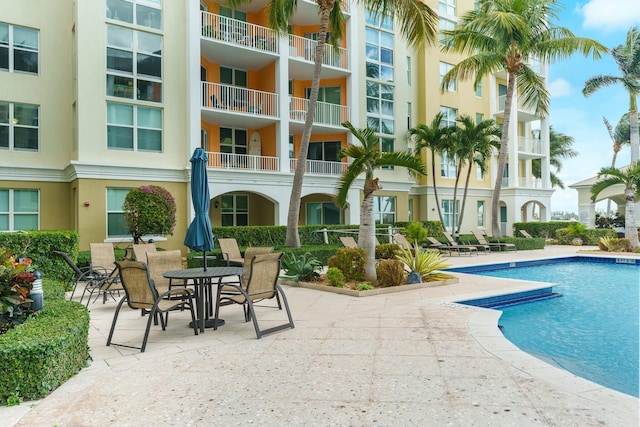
[280, 277, 459, 297]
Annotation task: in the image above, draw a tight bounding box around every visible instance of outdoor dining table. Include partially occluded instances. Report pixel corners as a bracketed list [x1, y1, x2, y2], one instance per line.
[162, 266, 245, 333]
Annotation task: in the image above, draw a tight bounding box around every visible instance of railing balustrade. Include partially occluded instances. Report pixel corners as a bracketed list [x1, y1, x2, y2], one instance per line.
[207, 152, 279, 172]
[202, 82, 277, 117]
[518, 136, 542, 154]
[289, 97, 349, 126]
[201, 11, 278, 53]
[288, 34, 349, 69]
[290, 158, 349, 175]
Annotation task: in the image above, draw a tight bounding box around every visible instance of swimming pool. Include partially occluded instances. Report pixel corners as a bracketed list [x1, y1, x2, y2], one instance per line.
[449, 257, 640, 397]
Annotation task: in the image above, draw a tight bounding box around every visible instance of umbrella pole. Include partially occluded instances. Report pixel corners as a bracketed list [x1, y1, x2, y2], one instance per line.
[203, 251, 207, 271]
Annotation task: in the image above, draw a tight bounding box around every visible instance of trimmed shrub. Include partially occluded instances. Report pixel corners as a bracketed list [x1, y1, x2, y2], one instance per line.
[376, 259, 405, 287]
[325, 267, 345, 288]
[328, 247, 365, 282]
[375, 243, 400, 260]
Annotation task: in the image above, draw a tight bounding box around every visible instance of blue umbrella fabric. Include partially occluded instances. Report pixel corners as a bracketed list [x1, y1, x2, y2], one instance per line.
[184, 148, 214, 270]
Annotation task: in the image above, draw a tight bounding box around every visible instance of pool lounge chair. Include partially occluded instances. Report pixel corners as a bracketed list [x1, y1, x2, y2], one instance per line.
[471, 230, 516, 252]
[443, 232, 490, 254]
[340, 236, 359, 248]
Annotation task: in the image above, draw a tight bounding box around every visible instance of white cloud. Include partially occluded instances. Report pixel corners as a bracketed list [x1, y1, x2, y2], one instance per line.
[548, 78, 573, 98]
[579, 0, 640, 31]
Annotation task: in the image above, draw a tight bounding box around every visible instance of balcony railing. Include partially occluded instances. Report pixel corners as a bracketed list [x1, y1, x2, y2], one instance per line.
[290, 158, 349, 175]
[288, 35, 349, 69]
[201, 11, 278, 53]
[518, 177, 547, 189]
[207, 152, 279, 172]
[518, 136, 542, 154]
[202, 82, 278, 117]
[289, 97, 349, 126]
[496, 94, 537, 115]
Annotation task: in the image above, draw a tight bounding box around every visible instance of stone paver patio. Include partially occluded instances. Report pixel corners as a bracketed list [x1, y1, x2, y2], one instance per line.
[1, 246, 637, 426]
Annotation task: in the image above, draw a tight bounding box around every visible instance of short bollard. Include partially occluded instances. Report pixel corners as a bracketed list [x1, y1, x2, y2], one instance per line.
[29, 269, 44, 311]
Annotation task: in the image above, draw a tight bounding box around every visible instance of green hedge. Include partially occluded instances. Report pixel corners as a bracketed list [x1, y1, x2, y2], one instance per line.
[513, 222, 576, 239]
[187, 244, 341, 267]
[0, 299, 90, 405]
[555, 228, 616, 245]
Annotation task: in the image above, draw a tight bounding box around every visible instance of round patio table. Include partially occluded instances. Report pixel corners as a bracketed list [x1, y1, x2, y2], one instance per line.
[163, 266, 245, 333]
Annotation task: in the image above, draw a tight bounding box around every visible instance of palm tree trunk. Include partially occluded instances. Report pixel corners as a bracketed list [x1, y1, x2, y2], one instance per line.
[359, 177, 378, 282]
[624, 187, 639, 248]
[431, 151, 445, 225]
[629, 97, 639, 164]
[285, 3, 332, 247]
[451, 159, 463, 236]
[607, 147, 620, 216]
[457, 160, 473, 233]
[491, 71, 516, 238]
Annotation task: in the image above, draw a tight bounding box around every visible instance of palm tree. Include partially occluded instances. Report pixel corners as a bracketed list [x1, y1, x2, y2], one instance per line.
[452, 116, 501, 234]
[441, 0, 606, 237]
[603, 114, 631, 216]
[590, 162, 640, 248]
[226, 0, 438, 247]
[532, 126, 578, 189]
[336, 121, 426, 282]
[583, 26, 640, 164]
[408, 112, 454, 226]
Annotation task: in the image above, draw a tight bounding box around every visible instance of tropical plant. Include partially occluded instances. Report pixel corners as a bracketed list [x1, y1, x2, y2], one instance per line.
[0, 249, 36, 333]
[442, 0, 607, 237]
[335, 122, 426, 282]
[395, 243, 452, 282]
[583, 26, 640, 164]
[532, 126, 578, 189]
[123, 185, 177, 244]
[451, 116, 501, 233]
[376, 259, 405, 287]
[590, 162, 640, 248]
[225, 0, 438, 248]
[405, 222, 427, 244]
[327, 247, 366, 282]
[281, 252, 322, 282]
[325, 267, 345, 288]
[409, 112, 455, 226]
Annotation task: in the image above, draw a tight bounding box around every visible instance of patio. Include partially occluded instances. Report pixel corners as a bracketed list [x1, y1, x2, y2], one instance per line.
[2, 246, 637, 426]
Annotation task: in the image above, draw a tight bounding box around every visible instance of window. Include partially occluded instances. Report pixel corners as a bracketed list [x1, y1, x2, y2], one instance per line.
[201, 128, 208, 150]
[0, 23, 39, 74]
[498, 83, 507, 111]
[219, 6, 247, 21]
[305, 86, 340, 104]
[380, 137, 394, 170]
[220, 66, 247, 87]
[221, 194, 248, 226]
[373, 196, 396, 224]
[366, 82, 394, 134]
[0, 101, 39, 151]
[477, 201, 485, 227]
[107, 188, 130, 237]
[106, 24, 162, 102]
[289, 135, 294, 159]
[475, 112, 484, 125]
[439, 62, 456, 91]
[439, 18, 455, 45]
[407, 102, 411, 129]
[365, 9, 394, 82]
[220, 127, 247, 154]
[306, 202, 341, 225]
[440, 152, 457, 178]
[408, 199, 413, 222]
[441, 199, 459, 231]
[106, 0, 162, 30]
[406, 56, 411, 85]
[107, 102, 162, 151]
[475, 75, 483, 97]
[220, 66, 248, 107]
[476, 162, 484, 180]
[439, 0, 456, 16]
[0, 189, 39, 231]
[439, 106, 457, 128]
[308, 141, 341, 162]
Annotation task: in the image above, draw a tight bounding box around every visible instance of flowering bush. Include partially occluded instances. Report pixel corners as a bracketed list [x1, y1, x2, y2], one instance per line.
[0, 248, 36, 334]
[123, 185, 177, 243]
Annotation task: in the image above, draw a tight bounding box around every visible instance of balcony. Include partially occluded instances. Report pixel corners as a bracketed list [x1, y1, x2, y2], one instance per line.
[501, 177, 549, 189]
[202, 82, 278, 128]
[494, 94, 539, 122]
[207, 152, 279, 172]
[288, 35, 350, 79]
[290, 158, 349, 176]
[518, 136, 543, 156]
[289, 96, 349, 131]
[200, 11, 277, 70]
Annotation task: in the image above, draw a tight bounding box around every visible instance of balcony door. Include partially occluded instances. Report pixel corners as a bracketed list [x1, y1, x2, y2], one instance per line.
[220, 66, 247, 108]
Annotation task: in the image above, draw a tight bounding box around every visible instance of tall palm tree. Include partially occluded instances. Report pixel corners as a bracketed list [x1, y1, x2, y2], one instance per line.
[408, 112, 454, 226]
[590, 162, 640, 249]
[584, 26, 640, 164]
[452, 116, 501, 234]
[441, 0, 606, 237]
[532, 126, 578, 189]
[227, 0, 438, 247]
[603, 114, 631, 216]
[336, 121, 426, 282]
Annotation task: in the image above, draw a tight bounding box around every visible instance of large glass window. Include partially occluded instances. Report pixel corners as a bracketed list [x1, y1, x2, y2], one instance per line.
[221, 194, 248, 226]
[106, 0, 162, 30]
[440, 152, 457, 178]
[0, 189, 39, 231]
[0, 101, 39, 151]
[439, 18, 455, 45]
[365, 27, 394, 82]
[439, 106, 457, 128]
[304, 86, 340, 104]
[380, 137, 394, 170]
[439, 62, 456, 92]
[107, 102, 162, 151]
[477, 201, 485, 227]
[219, 127, 247, 155]
[107, 188, 130, 237]
[439, 0, 456, 16]
[475, 74, 483, 97]
[441, 199, 459, 231]
[308, 141, 341, 162]
[306, 202, 341, 225]
[106, 24, 162, 102]
[0, 23, 39, 74]
[366, 82, 394, 134]
[373, 196, 396, 224]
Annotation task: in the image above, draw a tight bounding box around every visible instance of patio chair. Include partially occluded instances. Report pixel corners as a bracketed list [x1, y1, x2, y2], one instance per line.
[53, 250, 105, 301]
[107, 260, 198, 352]
[340, 236, 359, 248]
[214, 252, 294, 339]
[146, 250, 187, 295]
[392, 234, 413, 251]
[443, 231, 489, 254]
[519, 230, 533, 238]
[132, 243, 156, 262]
[218, 238, 243, 266]
[81, 243, 124, 306]
[426, 237, 446, 250]
[471, 230, 516, 252]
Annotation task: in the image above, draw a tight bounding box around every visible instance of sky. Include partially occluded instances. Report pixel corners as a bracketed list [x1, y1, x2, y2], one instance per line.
[546, 0, 640, 213]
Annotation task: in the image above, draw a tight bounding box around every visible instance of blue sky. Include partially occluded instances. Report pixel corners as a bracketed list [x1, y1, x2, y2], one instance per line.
[546, 0, 640, 213]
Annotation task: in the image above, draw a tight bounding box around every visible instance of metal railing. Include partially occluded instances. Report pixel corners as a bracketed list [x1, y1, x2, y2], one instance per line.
[207, 152, 279, 172]
[201, 11, 278, 53]
[289, 97, 349, 126]
[288, 34, 349, 69]
[202, 82, 278, 117]
[290, 158, 348, 175]
[518, 136, 542, 154]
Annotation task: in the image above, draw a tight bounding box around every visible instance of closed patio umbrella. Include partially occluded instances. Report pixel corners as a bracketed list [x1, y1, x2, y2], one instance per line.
[184, 148, 214, 270]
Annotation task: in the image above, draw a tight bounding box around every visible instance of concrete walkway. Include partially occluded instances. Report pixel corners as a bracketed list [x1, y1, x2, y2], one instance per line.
[2, 246, 638, 426]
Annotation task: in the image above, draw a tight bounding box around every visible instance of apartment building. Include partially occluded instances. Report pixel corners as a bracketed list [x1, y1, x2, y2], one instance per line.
[0, 0, 551, 251]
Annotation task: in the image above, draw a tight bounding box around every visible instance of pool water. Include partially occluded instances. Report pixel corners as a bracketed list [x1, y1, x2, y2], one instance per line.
[468, 260, 639, 397]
